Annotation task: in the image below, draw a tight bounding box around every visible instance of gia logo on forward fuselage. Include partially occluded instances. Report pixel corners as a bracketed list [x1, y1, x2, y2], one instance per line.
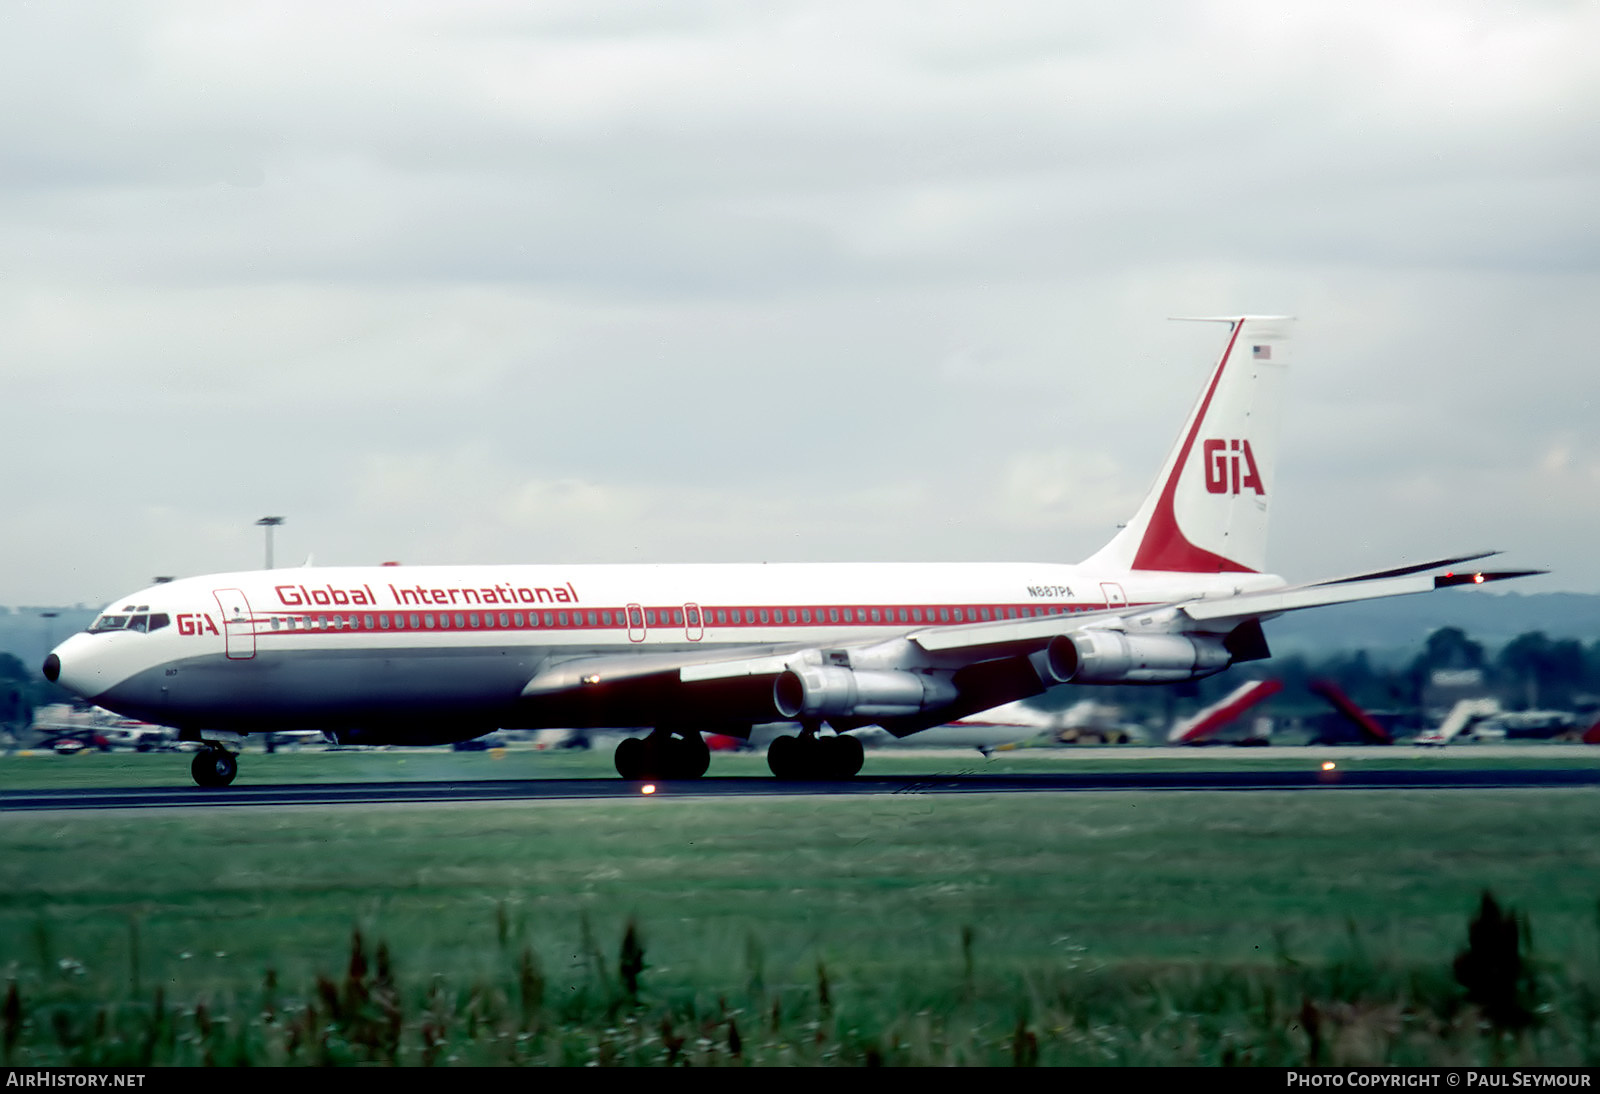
[177, 613, 220, 636]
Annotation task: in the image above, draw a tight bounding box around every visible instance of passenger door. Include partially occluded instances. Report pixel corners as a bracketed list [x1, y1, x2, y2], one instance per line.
[212, 588, 257, 660]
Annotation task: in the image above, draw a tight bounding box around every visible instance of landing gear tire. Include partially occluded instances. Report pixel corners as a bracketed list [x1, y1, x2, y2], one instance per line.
[824, 733, 865, 778]
[767, 733, 803, 779]
[613, 730, 711, 780]
[614, 736, 648, 780]
[767, 733, 863, 780]
[192, 748, 238, 788]
[667, 730, 711, 779]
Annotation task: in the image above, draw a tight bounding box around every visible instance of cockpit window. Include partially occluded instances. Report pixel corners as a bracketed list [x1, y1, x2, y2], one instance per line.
[89, 612, 169, 634]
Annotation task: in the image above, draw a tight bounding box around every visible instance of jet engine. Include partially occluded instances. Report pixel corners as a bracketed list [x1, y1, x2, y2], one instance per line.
[1042, 630, 1232, 685]
[773, 666, 956, 720]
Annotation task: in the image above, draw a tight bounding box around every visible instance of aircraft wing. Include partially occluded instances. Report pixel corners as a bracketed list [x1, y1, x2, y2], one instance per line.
[521, 645, 803, 698]
[513, 553, 1540, 735]
[911, 552, 1540, 655]
[524, 646, 793, 697]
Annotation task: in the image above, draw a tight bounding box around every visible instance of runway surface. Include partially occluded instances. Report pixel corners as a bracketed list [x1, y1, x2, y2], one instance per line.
[5, 767, 1600, 811]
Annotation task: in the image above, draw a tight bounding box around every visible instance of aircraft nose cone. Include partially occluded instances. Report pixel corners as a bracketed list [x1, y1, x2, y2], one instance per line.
[42, 653, 60, 682]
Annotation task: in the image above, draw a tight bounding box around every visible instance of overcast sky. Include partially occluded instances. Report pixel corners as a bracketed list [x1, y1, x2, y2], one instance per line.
[4, 0, 1597, 607]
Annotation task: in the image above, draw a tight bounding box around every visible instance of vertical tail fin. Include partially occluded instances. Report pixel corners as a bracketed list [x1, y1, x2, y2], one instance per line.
[1084, 316, 1291, 574]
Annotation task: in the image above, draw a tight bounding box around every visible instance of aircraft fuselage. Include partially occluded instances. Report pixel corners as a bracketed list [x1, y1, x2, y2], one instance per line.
[48, 561, 1279, 741]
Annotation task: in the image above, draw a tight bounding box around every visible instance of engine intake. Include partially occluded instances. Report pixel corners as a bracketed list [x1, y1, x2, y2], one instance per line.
[1043, 631, 1232, 684]
[774, 666, 955, 720]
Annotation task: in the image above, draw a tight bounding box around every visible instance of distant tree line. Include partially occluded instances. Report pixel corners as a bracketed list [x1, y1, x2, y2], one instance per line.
[1246, 627, 1600, 715]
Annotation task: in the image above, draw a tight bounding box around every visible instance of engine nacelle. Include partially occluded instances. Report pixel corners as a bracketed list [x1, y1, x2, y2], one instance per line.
[1042, 631, 1232, 684]
[773, 666, 956, 720]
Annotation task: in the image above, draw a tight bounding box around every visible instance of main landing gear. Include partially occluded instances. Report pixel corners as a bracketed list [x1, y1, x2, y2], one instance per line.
[610, 725, 865, 781]
[613, 728, 712, 781]
[191, 746, 238, 788]
[767, 727, 865, 780]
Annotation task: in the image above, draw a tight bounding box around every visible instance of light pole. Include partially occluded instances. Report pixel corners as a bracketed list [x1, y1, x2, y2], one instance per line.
[256, 516, 285, 570]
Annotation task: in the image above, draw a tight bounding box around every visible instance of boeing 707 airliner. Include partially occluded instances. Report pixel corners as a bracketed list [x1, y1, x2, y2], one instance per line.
[42, 317, 1538, 786]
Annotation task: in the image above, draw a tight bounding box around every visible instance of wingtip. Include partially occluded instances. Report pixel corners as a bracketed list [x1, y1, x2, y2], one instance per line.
[1312, 550, 1504, 588]
[1434, 569, 1547, 589]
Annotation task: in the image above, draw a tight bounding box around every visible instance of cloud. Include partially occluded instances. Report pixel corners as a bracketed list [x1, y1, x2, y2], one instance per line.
[2, 1, 1596, 603]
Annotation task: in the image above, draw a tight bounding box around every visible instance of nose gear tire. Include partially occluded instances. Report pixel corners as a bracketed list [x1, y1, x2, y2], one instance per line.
[191, 749, 238, 788]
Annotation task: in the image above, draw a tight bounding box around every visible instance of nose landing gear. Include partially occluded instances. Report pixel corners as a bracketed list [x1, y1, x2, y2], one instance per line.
[191, 746, 239, 788]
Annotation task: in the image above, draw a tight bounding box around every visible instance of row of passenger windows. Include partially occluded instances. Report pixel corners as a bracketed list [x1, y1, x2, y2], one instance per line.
[260, 603, 1088, 634]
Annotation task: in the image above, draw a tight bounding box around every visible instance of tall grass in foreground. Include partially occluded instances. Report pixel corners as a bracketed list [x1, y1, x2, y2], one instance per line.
[3, 895, 1596, 1066]
[7, 789, 1599, 1065]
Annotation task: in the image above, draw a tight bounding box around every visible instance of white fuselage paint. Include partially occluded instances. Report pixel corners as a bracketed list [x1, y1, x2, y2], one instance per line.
[48, 561, 1283, 736]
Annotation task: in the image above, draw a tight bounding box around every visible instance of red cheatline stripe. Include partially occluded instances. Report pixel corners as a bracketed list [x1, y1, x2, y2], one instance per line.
[242, 599, 1155, 637]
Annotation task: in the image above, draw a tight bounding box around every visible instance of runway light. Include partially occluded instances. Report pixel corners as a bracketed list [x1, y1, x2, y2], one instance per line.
[1474, 573, 1485, 584]
[641, 783, 657, 795]
[1321, 761, 1336, 771]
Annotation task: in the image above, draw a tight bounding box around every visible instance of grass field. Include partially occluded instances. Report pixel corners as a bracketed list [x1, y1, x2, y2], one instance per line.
[3, 747, 1600, 1065]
